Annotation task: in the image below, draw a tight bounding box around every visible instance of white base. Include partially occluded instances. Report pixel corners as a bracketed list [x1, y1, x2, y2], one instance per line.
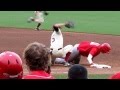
[90, 64, 111, 69]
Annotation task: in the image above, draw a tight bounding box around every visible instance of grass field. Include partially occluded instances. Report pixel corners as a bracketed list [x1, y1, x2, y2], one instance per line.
[0, 11, 120, 35]
[53, 74, 111, 79]
[0, 11, 118, 79]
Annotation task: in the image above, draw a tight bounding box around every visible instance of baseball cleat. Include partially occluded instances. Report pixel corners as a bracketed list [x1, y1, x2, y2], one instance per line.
[64, 62, 71, 67]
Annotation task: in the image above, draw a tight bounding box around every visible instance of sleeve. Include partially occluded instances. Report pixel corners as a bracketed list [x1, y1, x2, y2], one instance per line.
[87, 48, 98, 64]
[89, 48, 98, 57]
[87, 54, 93, 64]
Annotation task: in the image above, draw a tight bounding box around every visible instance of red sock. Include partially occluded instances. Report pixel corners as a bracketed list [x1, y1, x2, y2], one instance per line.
[65, 52, 71, 62]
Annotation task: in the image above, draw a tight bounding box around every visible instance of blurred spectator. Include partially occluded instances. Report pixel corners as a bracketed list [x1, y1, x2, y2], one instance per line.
[109, 72, 120, 79]
[23, 42, 54, 79]
[0, 51, 23, 79]
[68, 64, 88, 79]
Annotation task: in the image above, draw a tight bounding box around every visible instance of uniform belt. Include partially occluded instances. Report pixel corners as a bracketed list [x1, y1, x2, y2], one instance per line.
[50, 48, 62, 50]
[58, 48, 62, 50]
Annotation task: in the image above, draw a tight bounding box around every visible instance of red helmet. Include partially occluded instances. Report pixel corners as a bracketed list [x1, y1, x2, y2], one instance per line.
[0, 51, 23, 79]
[101, 43, 111, 53]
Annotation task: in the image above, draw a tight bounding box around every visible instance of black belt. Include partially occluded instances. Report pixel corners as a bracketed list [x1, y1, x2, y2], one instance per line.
[50, 48, 62, 51]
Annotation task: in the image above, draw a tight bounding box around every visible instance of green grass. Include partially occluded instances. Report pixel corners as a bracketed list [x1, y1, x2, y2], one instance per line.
[0, 11, 120, 35]
[53, 74, 111, 79]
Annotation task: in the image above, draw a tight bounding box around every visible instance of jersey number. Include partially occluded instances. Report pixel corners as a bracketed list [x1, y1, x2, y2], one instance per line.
[52, 38, 55, 42]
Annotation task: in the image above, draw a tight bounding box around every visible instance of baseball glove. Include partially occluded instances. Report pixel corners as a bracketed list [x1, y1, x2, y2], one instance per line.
[44, 11, 49, 16]
[65, 21, 74, 28]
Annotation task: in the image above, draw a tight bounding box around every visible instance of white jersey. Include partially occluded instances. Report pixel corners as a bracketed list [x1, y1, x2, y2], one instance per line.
[50, 28, 63, 57]
[50, 28, 63, 49]
[50, 27, 73, 58]
[34, 11, 44, 23]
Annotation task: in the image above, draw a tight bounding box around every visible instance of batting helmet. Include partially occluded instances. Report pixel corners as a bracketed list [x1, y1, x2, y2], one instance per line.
[101, 43, 111, 53]
[0, 51, 23, 79]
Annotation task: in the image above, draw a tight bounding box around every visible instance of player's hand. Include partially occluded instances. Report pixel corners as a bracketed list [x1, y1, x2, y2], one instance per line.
[90, 63, 99, 67]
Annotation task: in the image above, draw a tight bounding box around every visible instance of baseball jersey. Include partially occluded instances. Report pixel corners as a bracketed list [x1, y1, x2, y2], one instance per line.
[34, 11, 44, 23]
[23, 70, 54, 79]
[50, 27, 63, 50]
[77, 41, 101, 58]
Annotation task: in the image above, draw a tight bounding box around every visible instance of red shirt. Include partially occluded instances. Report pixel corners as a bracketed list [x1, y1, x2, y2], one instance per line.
[77, 41, 101, 58]
[23, 70, 55, 79]
[110, 72, 120, 79]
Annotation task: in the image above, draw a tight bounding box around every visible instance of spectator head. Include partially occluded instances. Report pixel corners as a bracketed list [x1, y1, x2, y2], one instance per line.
[23, 42, 51, 71]
[0, 51, 23, 79]
[68, 64, 88, 79]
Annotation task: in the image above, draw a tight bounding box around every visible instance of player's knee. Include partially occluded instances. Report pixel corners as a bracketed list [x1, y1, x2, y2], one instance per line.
[52, 49, 63, 58]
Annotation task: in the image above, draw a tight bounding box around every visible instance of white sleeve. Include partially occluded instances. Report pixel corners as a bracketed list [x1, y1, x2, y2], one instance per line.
[87, 54, 93, 64]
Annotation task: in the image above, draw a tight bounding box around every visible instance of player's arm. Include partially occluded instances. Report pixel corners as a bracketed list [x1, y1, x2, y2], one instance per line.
[54, 23, 66, 28]
[87, 48, 98, 65]
[87, 54, 93, 65]
[87, 54, 99, 67]
[53, 23, 66, 33]
[54, 21, 74, 29]
[53, 21, 74, 32]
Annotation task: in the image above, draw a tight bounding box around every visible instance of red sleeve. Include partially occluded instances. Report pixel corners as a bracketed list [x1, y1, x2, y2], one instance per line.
[89, 48, 98, 57]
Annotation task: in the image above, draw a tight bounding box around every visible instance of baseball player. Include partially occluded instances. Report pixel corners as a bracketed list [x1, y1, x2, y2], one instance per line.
[28, 11, 48, 30]
[50, 22, 74, 66]
[65, 41, 111, 68]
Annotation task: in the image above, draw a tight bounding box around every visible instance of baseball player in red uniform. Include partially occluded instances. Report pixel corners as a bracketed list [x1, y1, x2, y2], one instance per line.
[66, 41, 111, 68]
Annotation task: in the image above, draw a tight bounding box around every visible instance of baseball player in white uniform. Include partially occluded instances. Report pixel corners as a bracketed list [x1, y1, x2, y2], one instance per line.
[28, 11, 45, 30]
[50, 23, 73, 66]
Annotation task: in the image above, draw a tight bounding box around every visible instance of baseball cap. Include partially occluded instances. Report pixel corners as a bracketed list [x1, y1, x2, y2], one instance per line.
[68, 64, 88, 79]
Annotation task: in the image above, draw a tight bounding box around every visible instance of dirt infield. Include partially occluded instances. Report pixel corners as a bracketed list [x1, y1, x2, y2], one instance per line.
[0, 27, 120, 76]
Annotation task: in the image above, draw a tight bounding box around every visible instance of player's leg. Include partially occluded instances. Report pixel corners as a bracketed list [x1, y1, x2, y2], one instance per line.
[62, 45, 73, 58]
[35, 23, 41, 30]
[67, 44, 80, 64]
[54, 58, 71, 67]
[54, 58, 66, 64]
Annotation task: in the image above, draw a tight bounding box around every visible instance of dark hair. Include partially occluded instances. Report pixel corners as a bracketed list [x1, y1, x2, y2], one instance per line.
[53, 25, 59, 32]
[68, 64, 88, 79]
[23, 42, 50, 71]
